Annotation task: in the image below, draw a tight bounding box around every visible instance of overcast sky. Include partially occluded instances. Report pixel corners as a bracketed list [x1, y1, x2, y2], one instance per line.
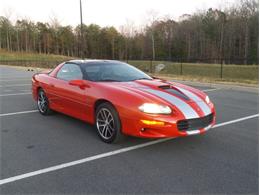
[1, 0, 237, 28]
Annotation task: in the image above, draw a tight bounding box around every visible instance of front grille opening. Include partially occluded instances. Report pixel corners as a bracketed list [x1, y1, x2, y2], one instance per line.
[177, 113, 214, 131]
[177, 120, 189, 130]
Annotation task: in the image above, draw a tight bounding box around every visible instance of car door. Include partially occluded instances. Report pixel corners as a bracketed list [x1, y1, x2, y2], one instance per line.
[51, 63, 88, 120]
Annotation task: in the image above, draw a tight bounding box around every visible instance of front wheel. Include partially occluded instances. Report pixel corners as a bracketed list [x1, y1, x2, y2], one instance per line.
[37, 89, 52, 115]
[95, 102, 124, 143]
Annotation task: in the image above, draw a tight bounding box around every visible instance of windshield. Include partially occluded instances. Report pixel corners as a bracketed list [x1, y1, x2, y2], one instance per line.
[82, 62, 152, 82]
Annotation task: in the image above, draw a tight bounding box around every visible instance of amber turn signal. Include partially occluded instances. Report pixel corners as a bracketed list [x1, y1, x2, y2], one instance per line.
[141, 120, 165, 126]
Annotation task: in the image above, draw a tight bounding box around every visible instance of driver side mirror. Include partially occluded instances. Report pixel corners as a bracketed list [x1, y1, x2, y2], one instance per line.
[69, 80, 90, 89]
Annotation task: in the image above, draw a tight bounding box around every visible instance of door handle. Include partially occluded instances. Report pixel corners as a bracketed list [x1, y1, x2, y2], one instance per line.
[50, 84, 55, 87]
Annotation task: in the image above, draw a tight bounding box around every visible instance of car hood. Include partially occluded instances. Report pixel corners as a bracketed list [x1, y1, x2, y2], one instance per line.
[105, 79, 212, 119]
[110, 79, 207, 102]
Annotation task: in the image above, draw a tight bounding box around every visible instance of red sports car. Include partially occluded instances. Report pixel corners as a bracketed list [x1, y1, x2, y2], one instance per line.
[32, 60, 216, 143]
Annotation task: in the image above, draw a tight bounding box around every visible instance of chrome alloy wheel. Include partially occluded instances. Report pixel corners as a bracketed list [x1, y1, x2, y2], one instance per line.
[96, 108, 115, 140]
[37, 90, 48, 113]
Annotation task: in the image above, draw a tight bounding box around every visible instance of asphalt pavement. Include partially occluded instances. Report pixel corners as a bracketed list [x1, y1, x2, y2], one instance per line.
[0, 65, 258, 194]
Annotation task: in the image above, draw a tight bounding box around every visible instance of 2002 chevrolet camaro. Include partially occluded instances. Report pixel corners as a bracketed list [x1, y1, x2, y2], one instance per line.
[32, 60, 216, 143]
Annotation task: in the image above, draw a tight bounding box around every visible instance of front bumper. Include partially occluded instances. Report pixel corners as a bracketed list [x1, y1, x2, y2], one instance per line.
[121, 112, 216, 138]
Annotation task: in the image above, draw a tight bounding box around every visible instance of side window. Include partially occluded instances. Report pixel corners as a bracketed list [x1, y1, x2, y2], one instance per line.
[56, 63, 83, 81]
[84, 65, 101, 81]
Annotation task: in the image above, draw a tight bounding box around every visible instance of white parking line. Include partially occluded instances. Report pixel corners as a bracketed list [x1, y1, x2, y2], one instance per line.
[0, 92, 31, 97]
[0, 78, 30, 81]
[0, 110, 38, 117]
[2, 89, 14, 92]
[0, 113, 258, 185]
[213, 114, 259, 128]
[0, 76, 31, 79]
[203, 88, 221, 92]
[0, 84, 31, 87]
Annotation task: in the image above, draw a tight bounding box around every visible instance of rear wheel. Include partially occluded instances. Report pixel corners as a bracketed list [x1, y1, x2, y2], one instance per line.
[37, 89, 52, 115]
[95, 102, 124, 143]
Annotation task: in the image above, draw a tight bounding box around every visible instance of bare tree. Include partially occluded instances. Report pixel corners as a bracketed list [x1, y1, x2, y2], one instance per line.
[146, 10, 159, 60]
[119, 19, 136, 60]
[239, 0, 258, 64]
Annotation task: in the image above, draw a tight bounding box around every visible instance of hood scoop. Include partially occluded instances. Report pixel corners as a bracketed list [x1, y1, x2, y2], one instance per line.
[158, 85, 171, 89]
[163, 87, 190, 101]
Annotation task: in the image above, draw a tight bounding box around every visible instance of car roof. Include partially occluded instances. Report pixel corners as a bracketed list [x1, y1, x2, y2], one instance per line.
[67, 59, 123, 65]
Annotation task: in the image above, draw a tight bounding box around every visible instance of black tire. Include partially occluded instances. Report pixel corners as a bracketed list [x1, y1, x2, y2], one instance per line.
[95, 102, 124, 143]
[37, 88, 52, 115]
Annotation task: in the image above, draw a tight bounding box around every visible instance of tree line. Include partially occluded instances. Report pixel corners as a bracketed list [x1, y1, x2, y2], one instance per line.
[0, 0, 258, 64]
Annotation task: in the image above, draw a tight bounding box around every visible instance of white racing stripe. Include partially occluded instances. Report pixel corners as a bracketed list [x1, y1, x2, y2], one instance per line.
[0, 113, 258, 186]
[186, 130, 200, 135]
[186, 124, 212, 135]
[177, 87, 211, 116]
[144, 89, 199, 119]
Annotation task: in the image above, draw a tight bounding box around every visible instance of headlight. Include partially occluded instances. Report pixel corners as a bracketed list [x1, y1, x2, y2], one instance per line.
[205, 95, 210, 104]
[139, 103, 172, 114]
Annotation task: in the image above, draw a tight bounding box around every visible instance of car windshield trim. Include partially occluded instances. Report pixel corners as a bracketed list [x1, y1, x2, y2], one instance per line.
[95, 79, 123, 82]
